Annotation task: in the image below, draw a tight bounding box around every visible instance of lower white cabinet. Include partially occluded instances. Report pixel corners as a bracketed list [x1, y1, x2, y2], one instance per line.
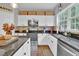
[47, 35, 57, 56]
[38, 34, 57, 56]
[13, 38, 31, 56]
[38, 34, 48, 45]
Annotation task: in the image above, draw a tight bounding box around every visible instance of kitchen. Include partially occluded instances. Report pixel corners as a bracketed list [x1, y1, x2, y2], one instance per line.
[0, 3, 79, 56]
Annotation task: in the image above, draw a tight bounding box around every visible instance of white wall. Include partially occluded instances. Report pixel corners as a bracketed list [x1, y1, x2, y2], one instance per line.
[17, 15, 55, 26]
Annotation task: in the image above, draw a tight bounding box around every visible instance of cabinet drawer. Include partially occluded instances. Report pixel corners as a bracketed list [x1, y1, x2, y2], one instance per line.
[47, 35, 57, 56]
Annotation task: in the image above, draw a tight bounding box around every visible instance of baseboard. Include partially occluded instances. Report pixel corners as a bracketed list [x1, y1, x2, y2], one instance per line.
[38, 45, 49, 47]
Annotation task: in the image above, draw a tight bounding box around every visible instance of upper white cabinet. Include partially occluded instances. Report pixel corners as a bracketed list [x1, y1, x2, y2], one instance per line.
[18, 15, 55, 26]
[18, 15, 28, 26]
[45, 16, 55, 26]
[57, 3, 79, 32]
[36, 16, 46, 26]
[37, 16, 55, 26]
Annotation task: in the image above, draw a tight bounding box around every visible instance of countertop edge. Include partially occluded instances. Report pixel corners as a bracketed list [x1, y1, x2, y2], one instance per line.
[52, 34, 79, 52]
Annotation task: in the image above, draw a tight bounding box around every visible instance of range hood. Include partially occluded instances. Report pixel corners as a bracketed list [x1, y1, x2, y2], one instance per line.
[28, 18, 38, 27]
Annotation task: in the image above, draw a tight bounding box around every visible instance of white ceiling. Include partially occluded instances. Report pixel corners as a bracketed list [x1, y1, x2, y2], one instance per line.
[17, 3, 58, 11]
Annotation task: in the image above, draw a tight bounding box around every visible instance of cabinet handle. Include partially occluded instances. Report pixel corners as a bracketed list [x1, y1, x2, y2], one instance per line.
[24, 52, 26, 55]
[51, 40, 53, 43]
[27, 41, 29, 44]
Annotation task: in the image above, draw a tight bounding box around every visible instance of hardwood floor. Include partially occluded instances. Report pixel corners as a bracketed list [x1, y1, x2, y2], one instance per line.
[37, 45, 53, 56]
[28, 33, 53, 56]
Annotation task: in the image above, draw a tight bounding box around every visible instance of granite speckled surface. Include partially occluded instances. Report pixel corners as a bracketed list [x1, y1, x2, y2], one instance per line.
[53, 34, 79, 52]
[0, 36, 29, 56]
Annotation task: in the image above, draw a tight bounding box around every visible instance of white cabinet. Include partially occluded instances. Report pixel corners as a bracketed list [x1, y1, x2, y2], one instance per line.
[37, 16, 46, 26]
[18, 15, 55, 26]
[13, 38, 31, 56]
[47, 35, 57, 56]
[23, 38, 31, 56]
[38, 34, 57, 56]
[37, 16, 55, 26]
[18, 15, 28, 26]
[45, 16, 55, 26]
[38, 34, 48, 45]
[57, 4, 79, 32]
[13, 43, 25, 56]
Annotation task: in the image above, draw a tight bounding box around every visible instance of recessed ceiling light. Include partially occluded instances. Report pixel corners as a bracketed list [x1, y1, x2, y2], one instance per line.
[12, 3, 17, 8]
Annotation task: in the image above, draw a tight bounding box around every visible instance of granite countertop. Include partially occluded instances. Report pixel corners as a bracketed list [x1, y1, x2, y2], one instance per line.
[53, 34, 79, 52]
[0, 36, 29, 56]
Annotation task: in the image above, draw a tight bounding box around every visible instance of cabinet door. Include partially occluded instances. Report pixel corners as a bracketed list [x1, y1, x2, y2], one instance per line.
[23, 38, 31, 56]
[70, 18, 76, 30]
[41, 36, 49, 45]
[48, 35, 57, 56]
[38, 16, 46, 26]
[76, 17, 79, 30]
[45, 16, 55, 26]
[38, 34, 48, 45]
[13, 38, 31, 56]
[71, 6, 76, 17]
[38, 34, 45, 45]
[18, 15, 28, 26]
[76, 4, 79, 16]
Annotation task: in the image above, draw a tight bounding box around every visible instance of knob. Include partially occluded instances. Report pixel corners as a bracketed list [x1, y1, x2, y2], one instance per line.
[27, 41, 29, 44]
[24, 52, 26, 55]
[51, 40, 53, 43]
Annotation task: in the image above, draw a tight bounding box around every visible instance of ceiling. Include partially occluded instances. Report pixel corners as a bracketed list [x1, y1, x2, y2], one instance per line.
[17, 3, 58, 11]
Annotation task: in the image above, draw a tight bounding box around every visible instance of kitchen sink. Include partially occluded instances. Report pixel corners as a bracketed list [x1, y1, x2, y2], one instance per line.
[0, 37, 18, 46]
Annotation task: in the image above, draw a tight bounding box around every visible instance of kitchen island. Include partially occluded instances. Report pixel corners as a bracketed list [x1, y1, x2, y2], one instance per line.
[0, 36, 30, 56]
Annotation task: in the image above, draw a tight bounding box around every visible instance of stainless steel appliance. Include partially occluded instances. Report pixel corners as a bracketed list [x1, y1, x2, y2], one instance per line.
[28, 18, 38, 56]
